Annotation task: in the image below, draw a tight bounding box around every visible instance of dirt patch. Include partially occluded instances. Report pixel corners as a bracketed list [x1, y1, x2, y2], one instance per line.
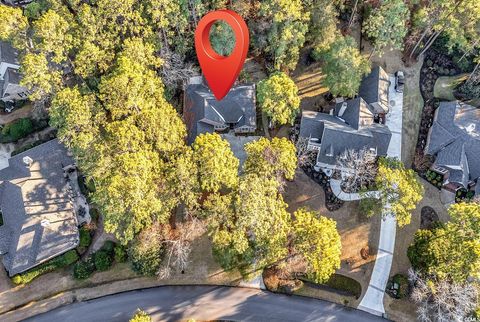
[291, 47, 331, 112]
[0, 104, 33, 126]
[284, 169, 380, 304]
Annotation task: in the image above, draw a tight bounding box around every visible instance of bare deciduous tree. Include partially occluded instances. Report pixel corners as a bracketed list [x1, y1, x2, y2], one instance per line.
[160, 48, 197, 89]
[336, 148, 377, 192]
[157, 216, 206, 279]
[296, 137, 318, 169]
[409, 269, 478, 322]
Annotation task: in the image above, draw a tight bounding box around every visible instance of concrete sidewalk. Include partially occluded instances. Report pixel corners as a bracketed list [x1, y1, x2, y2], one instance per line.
[358, 75, 403, 316]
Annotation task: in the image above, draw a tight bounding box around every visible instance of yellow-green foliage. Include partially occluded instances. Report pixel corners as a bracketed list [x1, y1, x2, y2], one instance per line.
[257, 72, 301, 126]
[293, 208, 341, 283]
[408, 202, 480, 282]
[376, 157, 424, 227]
[193, 132, 239, 193]
[243, 137, 297, 181]
[130, 309, 151, 322]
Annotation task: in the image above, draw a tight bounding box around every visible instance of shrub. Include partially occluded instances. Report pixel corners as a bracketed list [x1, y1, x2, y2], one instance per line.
[392, 274, 409, 299]
[12, 250, 79, 284]
[114, 245, 127, 263]
[73, 258, 95, 279]
[1, 118, 34, 142]
[79, 226, 92, 248]
[101, 240, 116, 256]
[94, 250, 113, 271]
[323, 274, 362, 299]
[128, 226, 163, 276]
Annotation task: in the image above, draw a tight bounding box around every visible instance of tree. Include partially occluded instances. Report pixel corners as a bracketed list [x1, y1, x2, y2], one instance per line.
[209, 21, 235, 56]
[253, 0, 309, 71]
[320, 36, 371, 98]
[128, 223, 164, 276]
[363, 0, 410, 57]
[243, 137, 297, 183]
[336, 148, 377, 193]
[20, 53, 62, 101]
[409, 269, 478, 322]
[407, 202, 480, 282]
[205, 174, 291, 272]
[409, 0, 480, 58]
[306, 0, 342, 58]
[130, 309, 151, 322]
[0, 5, 28, 49]
[292, 208, 341, 283]
[192, 133, 239, 193]
[257, 72, 300, 126]
[361, 157, 424, 227]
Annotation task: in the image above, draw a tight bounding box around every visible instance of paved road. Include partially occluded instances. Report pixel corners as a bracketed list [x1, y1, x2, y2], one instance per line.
[28, 286, 385, 322]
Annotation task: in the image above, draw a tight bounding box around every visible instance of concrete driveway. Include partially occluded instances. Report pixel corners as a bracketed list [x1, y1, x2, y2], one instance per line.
[27, 285, 386, 322]
[358, 75, 403, 316]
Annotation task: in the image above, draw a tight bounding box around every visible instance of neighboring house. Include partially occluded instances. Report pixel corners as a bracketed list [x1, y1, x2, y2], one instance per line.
[358, 66, 390, 117]
[425, 101, 480, 195]
[0, 0, 33, 6]
[184, 76, 256, 144]
[0, 139, 79, 276]
[0, 41, 29, 103]
[299, 67, 392, 174]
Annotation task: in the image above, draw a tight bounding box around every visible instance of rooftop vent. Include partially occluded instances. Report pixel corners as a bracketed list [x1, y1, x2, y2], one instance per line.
[40, 219, 50, 227]
[22, 156, 33, 167]
[338, 102, 348, 117]
[466, 123, 476, 133]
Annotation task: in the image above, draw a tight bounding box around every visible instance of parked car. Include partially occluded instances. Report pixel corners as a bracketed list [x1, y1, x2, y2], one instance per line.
[395, 71, 405, 93]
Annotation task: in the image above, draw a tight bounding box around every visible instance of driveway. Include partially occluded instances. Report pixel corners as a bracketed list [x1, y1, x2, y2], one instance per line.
[27, 285, 385, 322]
[358, 75, 403, 316]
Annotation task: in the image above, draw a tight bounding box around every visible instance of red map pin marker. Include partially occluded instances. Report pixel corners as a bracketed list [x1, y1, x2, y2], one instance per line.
[195, 10, 249, 101]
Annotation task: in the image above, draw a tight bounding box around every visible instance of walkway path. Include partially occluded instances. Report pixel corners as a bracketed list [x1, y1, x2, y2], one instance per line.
[357, 75, 403, 316]
[27, 285, 385, 322]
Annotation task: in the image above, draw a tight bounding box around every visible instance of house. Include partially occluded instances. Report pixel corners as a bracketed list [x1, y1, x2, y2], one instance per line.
[0, 41, 29, 103]
[299, 67, 392, 174]
[425, 101, 480, 194]
[358, 66, 390, 117]
[184, 76, 256, 144]
[0, 0, 33, 6]
[0, 139, 79, 276]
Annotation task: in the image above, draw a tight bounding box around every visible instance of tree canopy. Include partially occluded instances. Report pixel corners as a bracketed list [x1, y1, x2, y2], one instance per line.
[320, 35, 371, 97]
[408, 202, 480, 282]
[192, 133, 239, 193]
[257, 72, 301, 126]
[363, 0, 410, 55]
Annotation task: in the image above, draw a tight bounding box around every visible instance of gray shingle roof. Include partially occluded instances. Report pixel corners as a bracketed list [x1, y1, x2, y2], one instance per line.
[299, 108, 391, 166]
[184, 82, 256, 144]
[0, 139, 79, 276]
[426, 101, 480, 187]
[358, 66, 390, 113]
[0, 41, 19, 65]
[333, 98, 374, 130]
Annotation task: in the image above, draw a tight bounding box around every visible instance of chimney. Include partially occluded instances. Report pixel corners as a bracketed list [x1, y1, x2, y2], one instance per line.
[338, 102, 348, 117]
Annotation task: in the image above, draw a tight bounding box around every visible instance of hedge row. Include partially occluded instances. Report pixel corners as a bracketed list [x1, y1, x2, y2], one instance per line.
[0, 118, 48, 143]
[12, 250, 79, 285]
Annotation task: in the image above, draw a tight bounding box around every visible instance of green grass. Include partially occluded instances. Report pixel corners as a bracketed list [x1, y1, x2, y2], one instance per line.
[433, 74, 468, 101]
[301, 274, 362, 299]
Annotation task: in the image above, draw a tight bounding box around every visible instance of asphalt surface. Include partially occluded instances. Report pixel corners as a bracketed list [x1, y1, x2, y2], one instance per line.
[27, 285, 386, 322]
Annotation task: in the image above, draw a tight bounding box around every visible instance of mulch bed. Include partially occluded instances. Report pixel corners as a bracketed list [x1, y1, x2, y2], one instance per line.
[412, 49, 461, 178]
[301, 165, 344, 211]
